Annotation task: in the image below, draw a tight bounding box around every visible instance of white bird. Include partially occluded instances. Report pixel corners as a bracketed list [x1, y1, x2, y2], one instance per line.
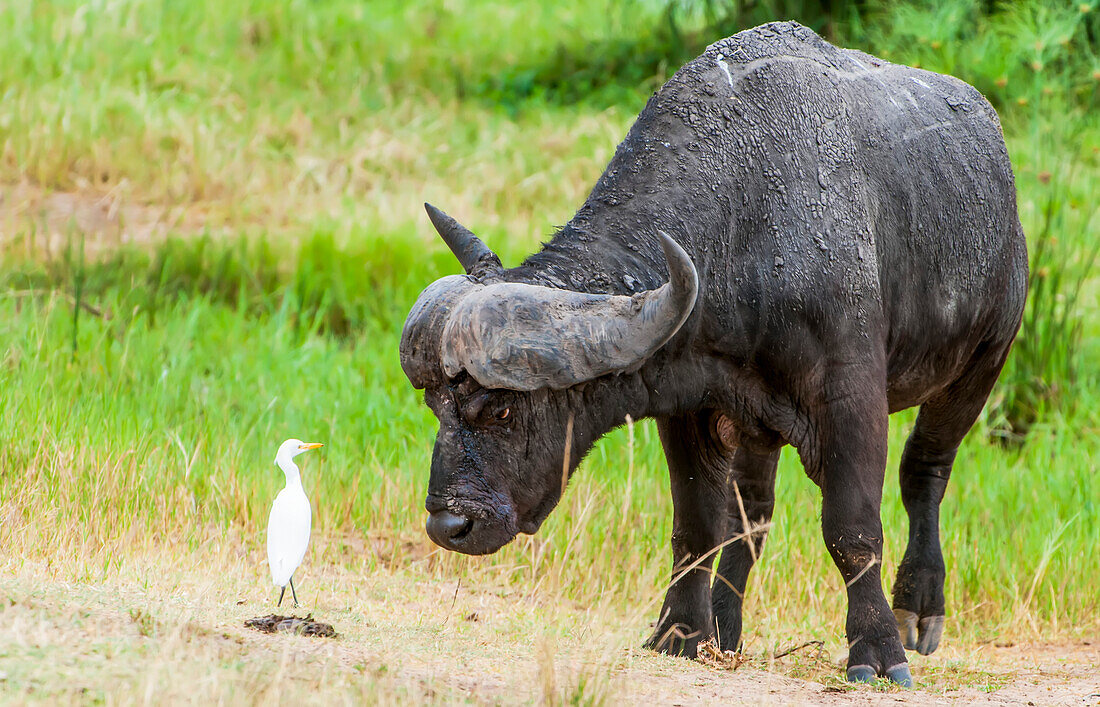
[267, 438, 323, 607]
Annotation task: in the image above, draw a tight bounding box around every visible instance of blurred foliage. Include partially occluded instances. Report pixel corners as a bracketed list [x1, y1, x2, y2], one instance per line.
[473, 0, 1100, 116]
[472, 0, 864, 107]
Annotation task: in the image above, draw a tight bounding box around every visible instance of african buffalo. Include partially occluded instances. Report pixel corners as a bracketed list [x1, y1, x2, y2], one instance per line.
[400, 21, 1027, 687]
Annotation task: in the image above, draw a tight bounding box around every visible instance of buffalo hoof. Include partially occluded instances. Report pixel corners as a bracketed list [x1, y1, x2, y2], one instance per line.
[894, 609, 945, 655]
[644, 624, 705, 658]
[846, 663, 913, 688]
[885, 663, 914, 688]
[846, 664, 877, 683]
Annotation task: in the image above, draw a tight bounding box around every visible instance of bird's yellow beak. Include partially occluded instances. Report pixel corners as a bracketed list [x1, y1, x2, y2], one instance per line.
[298, 442, 324, 450]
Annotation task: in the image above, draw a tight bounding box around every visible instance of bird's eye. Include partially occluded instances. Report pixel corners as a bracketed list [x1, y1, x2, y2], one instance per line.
[496, 408, 511, 422]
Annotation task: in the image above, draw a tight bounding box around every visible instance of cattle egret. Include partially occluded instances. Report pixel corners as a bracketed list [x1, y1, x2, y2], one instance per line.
[267, 438, 323, 607]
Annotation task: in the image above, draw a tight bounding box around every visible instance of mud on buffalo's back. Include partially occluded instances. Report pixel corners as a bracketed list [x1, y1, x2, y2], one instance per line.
[638, 21, 1026, 401]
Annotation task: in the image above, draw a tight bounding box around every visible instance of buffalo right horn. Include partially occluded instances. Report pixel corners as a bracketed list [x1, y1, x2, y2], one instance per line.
[439, 231, 699, 391]
[425, 203, 502, 276]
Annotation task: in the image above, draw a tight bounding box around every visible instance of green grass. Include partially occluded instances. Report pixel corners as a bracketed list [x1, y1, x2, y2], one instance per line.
[1, 0, 1098, 701]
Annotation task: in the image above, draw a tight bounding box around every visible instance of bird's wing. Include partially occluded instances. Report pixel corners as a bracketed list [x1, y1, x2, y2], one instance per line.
[267, 490, 312, 586]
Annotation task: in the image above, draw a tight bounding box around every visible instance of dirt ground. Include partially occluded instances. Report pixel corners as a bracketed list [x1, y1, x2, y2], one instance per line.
[1, 555, 1096, 705]
[618, 643, 1100, 706]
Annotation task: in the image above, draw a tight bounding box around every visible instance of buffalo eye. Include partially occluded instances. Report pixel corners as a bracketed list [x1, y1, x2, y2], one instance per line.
[496, 407, 511, 422]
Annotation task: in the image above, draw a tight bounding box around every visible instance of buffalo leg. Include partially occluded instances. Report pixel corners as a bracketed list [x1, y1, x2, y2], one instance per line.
[711, 444, 780, 652]
[811, 374, 912, 686]
[893, 346, 1011, 656]
[645, 412, 729, 657]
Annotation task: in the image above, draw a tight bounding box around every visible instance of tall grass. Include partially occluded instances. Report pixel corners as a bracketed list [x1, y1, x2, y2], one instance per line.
[993, 188, 1100, 440]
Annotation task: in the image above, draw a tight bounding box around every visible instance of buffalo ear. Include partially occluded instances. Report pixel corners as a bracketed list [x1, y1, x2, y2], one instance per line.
[425, 203, 503, 278]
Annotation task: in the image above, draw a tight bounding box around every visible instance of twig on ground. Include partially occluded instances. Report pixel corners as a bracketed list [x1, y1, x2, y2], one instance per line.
[772, 639, 825, 660]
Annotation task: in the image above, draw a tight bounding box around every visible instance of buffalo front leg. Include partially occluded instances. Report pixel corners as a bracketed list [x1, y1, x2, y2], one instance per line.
[711, 442, 780, 652]
[645, 413, 729, 657]
[810, 378, 912, 687]
[893, 348, 1011, 656]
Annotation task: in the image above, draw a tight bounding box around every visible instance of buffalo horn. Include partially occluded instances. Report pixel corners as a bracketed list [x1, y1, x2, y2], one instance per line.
[424, 203, 502, 276]
[440, 232, 698, 390]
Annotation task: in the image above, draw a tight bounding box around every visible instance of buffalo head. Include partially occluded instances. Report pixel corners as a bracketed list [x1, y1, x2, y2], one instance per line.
[400, 204, 697, 554]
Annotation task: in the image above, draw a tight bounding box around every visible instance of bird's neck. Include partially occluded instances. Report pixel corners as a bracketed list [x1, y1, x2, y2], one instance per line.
[276, 457, 303, 488]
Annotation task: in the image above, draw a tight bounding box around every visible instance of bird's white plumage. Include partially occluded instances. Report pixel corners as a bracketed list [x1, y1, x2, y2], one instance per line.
[267, 485, 311, 586]
[266, 438, 322, 591]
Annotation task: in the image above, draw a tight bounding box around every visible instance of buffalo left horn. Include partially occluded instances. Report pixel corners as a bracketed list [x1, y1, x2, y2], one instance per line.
[424, 203, 503, 277]
[440, 231, 699, 391]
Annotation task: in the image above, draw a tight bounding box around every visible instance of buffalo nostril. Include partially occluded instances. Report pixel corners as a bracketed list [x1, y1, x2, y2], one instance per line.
[426, 510, 473, 547]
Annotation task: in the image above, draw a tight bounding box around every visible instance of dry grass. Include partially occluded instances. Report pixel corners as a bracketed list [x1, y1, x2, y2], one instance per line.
[2, 434, 1098, 703]
[1, 96, 629, 261]
[3, 534, 1097, 705]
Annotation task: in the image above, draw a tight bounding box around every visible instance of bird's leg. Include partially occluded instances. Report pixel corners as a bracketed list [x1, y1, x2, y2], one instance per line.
[290, 576, 299, 607]
[277, 586, 286, 608]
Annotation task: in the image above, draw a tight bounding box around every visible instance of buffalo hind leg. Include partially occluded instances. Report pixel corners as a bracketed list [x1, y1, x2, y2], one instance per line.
[893, 345, 1012, 656]
[810, 371, 912, 687]
[645, 412, 729, 657]
[711, 443, 780, 652]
